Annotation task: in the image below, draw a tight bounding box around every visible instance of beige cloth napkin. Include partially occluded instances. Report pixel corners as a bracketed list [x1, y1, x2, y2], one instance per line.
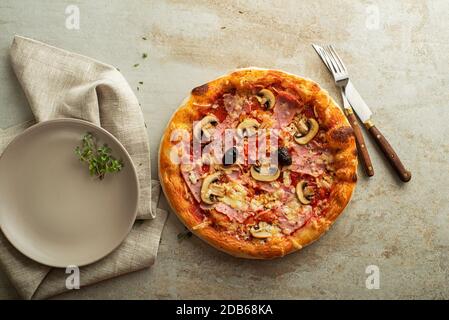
[0, 36, 168, 299]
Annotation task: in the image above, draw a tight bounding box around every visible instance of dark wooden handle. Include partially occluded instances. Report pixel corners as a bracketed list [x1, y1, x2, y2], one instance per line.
[345, 109, 374, 177]
[367, 124, 411, 182]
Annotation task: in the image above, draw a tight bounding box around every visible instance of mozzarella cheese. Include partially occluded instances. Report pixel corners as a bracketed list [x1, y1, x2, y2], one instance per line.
[221, 182, 249, 211]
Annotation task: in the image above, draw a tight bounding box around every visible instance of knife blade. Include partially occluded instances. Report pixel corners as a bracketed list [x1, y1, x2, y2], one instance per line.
[344, 81, 372, 122]
[344, 81, 411, 182]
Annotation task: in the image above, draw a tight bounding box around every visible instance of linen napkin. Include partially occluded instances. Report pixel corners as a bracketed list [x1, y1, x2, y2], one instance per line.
[0, 36, 168, 299]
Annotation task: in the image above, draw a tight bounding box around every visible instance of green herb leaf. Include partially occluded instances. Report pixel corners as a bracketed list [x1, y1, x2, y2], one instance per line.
[177, 229, 193, 242]
[75, 132, 124, 180]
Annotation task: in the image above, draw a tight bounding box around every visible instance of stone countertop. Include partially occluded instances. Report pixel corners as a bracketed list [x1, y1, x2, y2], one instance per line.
[0, 0, 448, 299]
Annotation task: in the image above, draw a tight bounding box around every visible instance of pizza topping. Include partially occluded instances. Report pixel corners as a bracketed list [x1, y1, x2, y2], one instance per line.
[277, 147, 292, 166]
[317, 175, 333, 189]
[296, 180, 314, 205]
[256, 89, 275, 110]
[223, 93, 248, 118]
[200, 172, 224, 204]
[214, 202, 249, 223]
[283, 170, 292, 187]
[278, 204, 313, 235]
[293, 118, 319, 145]
[188, 171, 199, 184]
[237, 118, 260, 137]
[220, 182, 249, 211]
[250, 221, 279, 239]
[193, 115, 219, 143]
[289, 144, 327, 177]
[250, 162, 280, 182]
[192, 220, 211, 230]
[273, 91, 302, 128]
[222, 147, 238, 166]
[180, 164, 203, 203]
[178, 77, 344, 242]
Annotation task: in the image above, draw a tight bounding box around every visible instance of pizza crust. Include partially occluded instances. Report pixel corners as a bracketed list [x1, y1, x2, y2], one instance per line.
[159, 68, 357, 259]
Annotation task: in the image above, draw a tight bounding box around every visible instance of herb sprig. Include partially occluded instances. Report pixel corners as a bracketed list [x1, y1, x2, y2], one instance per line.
[75, 132, 123, 180]
[177, 229, 193, 242]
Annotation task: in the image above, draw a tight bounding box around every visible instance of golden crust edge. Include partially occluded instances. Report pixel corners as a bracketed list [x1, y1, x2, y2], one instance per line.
[158, 68, 358, 259]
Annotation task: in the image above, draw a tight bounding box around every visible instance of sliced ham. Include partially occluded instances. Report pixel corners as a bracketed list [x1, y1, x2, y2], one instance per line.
[200, 203, 214, 211]
[223, 93, 246, 118]
[279, 186, 296, 202]
[257, 182, 276, 193]
[180, 165, 202, 203]
[273, 91, 302, 128]
[278, 205, 313, 235]
[214, 202, 249, 223]
[226, 170, 242, 182]
[290, 144, 326, 177]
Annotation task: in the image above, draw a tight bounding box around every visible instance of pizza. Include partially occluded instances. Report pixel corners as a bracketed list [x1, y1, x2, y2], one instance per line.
[159, 68, 357, 259]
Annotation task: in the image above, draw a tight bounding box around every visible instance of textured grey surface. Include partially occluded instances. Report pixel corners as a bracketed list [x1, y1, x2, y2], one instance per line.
[0, 0, 448, 299]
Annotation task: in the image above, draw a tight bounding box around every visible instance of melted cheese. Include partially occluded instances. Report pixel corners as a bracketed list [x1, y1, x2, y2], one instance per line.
[220, 181, 249, 211]
[283, 200, 301, 221]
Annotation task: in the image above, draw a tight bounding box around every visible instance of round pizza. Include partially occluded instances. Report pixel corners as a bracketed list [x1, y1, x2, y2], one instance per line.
[159, 68, 357, 259]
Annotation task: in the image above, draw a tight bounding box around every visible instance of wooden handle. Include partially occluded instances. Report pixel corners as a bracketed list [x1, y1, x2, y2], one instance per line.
[366, 123, 411, 182]
[345, 109, 374, 177]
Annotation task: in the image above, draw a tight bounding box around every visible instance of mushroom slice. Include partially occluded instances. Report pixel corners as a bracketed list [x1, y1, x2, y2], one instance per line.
[294, 118, 319, 145]
[250, 221, 277, 239]
[250, 163, 280, 182]
[200, 172, 224, 204]
[193, 115, 219, 143]
[256, 89, 276, 110]
[296, 180, 314, 205]
[237, 119, 260, 137]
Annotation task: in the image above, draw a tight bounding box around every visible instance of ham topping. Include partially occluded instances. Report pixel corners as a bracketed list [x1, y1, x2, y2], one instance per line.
[223, 93, 248, 118]
[273, 91, 302, 128]
[277, 204, 313, 235]
[180, 165, 202, 203]
[290, 144, 327, 177]
[214, 202, 250, 223]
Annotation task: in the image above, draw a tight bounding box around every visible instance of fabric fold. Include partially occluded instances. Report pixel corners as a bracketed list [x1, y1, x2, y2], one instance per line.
[0, 35, 168, 299]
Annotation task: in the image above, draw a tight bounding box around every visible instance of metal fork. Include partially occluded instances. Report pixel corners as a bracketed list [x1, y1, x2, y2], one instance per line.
[312, 44, 374, 177]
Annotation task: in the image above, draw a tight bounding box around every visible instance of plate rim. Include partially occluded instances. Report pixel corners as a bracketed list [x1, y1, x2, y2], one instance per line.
[0, 118, 140, 268]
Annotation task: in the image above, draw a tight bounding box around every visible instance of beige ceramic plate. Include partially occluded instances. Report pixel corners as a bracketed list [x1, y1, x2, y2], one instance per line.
[0, 119, 139, 267]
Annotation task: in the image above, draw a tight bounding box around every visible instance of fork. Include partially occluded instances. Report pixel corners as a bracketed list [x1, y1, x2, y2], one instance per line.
[312, 44, 374, 177]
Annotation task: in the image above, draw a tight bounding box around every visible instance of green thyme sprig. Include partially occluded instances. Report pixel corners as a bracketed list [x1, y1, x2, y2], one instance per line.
[177, 229, 193, 242]
[75, 132, 123, 180]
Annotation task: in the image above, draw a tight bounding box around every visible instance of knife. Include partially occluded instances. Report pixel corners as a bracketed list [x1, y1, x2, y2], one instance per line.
[345, 81, 411, 182]
[340, 87, 374, 177]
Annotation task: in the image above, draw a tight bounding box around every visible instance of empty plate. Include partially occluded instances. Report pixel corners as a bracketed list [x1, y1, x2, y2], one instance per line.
[0, 119, 139, 267]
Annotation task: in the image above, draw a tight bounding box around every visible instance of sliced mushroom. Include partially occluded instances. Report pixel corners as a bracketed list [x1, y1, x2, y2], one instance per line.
[294, 118, 319, 145]
[237, 119, 260, 137]
[296, 180, 314, 205]
[250, 163, 280, 182]
[250, 222, 275, 239]
[193, 115, 219, 143]
[256, 89, 276, 110]
[200, 172, 224, 204]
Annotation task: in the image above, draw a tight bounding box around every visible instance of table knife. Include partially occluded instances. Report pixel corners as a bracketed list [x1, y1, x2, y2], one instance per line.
[340, 87, 374, 177]
[345, 81, 411, 182]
